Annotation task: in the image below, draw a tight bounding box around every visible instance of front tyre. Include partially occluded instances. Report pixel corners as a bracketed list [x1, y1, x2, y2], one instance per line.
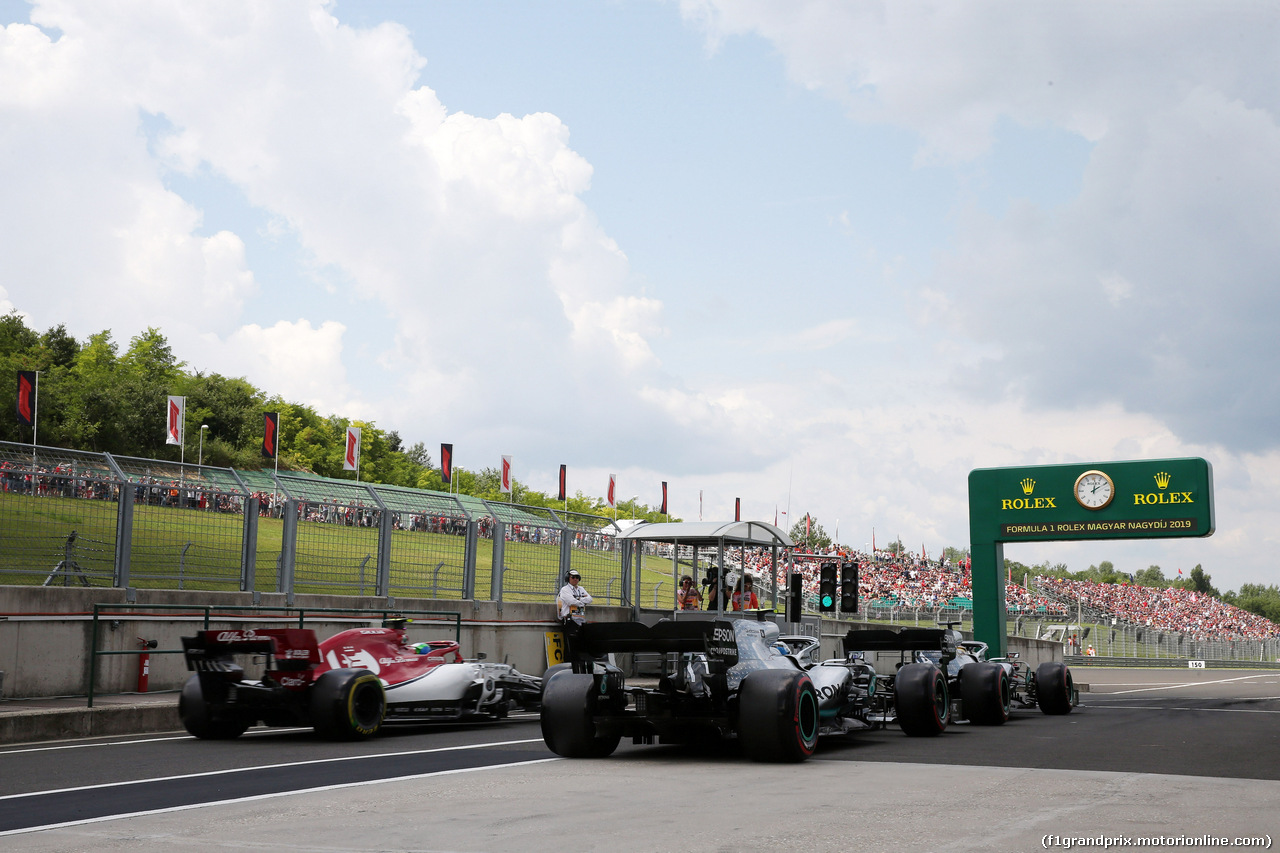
[540, 671, 621, 758]
[179, 674, 250, 739]
[961, 662, 1011, 725]
[895, 662, 949, 736]
[1035, 662, 1075, 715]
[310, 669, 386, 739]
[738, 669, 820, 763]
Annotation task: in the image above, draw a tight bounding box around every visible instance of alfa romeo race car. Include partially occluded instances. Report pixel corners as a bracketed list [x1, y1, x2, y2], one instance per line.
[179, 619, 542, 740]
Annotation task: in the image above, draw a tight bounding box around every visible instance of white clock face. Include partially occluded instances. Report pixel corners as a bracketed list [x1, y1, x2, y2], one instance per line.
[1075, 470, 1115, 510]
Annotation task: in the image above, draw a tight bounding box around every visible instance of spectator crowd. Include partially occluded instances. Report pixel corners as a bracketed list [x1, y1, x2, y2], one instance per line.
[713, 545, 1276, 641]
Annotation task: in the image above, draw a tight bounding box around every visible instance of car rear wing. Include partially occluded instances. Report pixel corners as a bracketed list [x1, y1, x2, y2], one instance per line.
[182, 628, 322, 672]
[579, 620, 739, 663]
[842, 627, 958, 660]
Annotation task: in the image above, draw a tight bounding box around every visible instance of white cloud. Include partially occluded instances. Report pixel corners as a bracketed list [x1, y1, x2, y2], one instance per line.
[4, 1, 1280, 594]
[683, 1, 1280, 454]
[218, 318, 350, 412]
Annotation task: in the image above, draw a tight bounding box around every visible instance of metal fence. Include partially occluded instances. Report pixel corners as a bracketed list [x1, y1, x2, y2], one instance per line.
[4, 440, 1279, 660]
[0, 444, 124, 587]
[0, 441, 629, 606]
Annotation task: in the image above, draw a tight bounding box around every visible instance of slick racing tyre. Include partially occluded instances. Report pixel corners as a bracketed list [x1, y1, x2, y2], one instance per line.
[1035, 662, 1075, 715]
[541, 663, 571, 699]
[961, 662, 1011, 725]
[179, 674, 250, 740]
[737, 669, 820, 763]
[310, 669, 386, 739]
[540, 670, 621, 758]
[895, 662, 949, 736]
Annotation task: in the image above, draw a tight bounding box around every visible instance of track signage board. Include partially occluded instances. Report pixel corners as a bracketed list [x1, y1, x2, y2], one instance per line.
[968, 457, 1214, 656]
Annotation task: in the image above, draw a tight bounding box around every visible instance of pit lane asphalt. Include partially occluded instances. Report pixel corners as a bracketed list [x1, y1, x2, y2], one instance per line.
[2, 669, 1278, 852]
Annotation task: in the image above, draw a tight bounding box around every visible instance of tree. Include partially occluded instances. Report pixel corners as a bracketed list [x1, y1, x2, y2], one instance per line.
[1133, 565, 1169, 588]
[1076, 560, 1124, 585]
[789, 514, 831, 551]
[1222, 584, 1280, 623]
[40, 324, 80, 368]
[1176, 565, 1219, 598]
[0, 311, 39, 356]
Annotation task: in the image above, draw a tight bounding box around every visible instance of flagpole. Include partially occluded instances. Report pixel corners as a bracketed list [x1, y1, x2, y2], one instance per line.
[179, 396, 186, 471]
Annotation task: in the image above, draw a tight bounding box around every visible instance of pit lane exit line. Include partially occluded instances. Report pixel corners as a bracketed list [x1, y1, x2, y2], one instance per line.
[0, 756, 561, 837]
[0, 736, 547, 801]
[1097, 674, 1271, 695]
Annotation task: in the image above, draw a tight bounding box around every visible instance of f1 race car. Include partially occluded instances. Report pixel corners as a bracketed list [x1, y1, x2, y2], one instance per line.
[956, 639, 1078, 716]
[541, 616, 824, 763]
[179, 619, 542, 740]
[802, 626, 1077, 738]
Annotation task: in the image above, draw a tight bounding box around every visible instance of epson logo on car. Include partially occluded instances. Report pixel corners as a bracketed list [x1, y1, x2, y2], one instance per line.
[712, 627, 735, 643]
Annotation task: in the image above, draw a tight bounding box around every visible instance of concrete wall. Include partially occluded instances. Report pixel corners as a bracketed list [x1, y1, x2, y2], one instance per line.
[0, 586, 630, 699]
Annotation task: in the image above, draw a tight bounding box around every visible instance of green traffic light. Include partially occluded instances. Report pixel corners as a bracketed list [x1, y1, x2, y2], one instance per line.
[822, 595, 833, 607]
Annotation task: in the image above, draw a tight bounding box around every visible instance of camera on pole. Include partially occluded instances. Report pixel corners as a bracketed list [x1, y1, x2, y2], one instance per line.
[819, 562, 837, 613]
[840, 560, 859, 613]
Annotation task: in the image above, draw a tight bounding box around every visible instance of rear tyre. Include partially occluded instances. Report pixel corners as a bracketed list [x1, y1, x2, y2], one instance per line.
[310, 669, 386, 739]
[738, 669, 820, 763]
[895, 662, 949, 736]
[961, 663, 1011, 725]
[541, 663, 572, 699]
[1035, 662, 1074, 715]
[540, 671, 621, 758]
[179, 674, 249, 739]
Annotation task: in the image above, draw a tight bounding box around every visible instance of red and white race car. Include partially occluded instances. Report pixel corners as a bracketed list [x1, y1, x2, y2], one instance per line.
[179, 620, 542, 740]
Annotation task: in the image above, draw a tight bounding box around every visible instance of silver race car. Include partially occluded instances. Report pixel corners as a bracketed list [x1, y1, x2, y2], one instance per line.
[541, 616, 823, 762]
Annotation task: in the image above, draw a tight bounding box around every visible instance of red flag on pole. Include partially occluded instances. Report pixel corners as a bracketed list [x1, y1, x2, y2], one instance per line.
[735, 498, 741, 521]
[440, 443, 453, 484]
[262, 412, 279, 459]
[500, 455, 512, 493]
[660, 481, 667, 515]
[558, 464, 567, 502]
[166, 396, 185, 446]
[16, 371, 36, 427]
[343, 427, 361, 471]
[607, 474, 616, 508]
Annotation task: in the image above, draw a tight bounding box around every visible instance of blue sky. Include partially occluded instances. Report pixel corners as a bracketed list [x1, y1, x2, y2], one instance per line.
[2, 1, 1278, 591]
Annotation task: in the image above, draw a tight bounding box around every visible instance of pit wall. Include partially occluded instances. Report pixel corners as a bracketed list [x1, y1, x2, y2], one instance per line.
[0, 586, 631, 699]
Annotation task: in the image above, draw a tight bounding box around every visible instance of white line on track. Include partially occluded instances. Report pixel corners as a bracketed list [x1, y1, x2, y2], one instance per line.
[1085, 704, 1280, 713]
[1095, 674, 1272, 695]
[0, 756, 561, 837]
[0, 736, 547, 801]
[0, 727, 316, 756]
[0, 714, 540, 756]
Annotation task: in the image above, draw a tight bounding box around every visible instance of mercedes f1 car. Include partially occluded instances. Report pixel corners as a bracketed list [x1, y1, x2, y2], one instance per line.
[956, 639, 1078, 716]
[801, 626, 1077, 738]
[541, 616, 824, 763]
[179, 619, 542, 740]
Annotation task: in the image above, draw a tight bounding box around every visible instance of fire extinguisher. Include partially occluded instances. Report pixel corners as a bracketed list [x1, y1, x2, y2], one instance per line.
[137, 638, 158, 692]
